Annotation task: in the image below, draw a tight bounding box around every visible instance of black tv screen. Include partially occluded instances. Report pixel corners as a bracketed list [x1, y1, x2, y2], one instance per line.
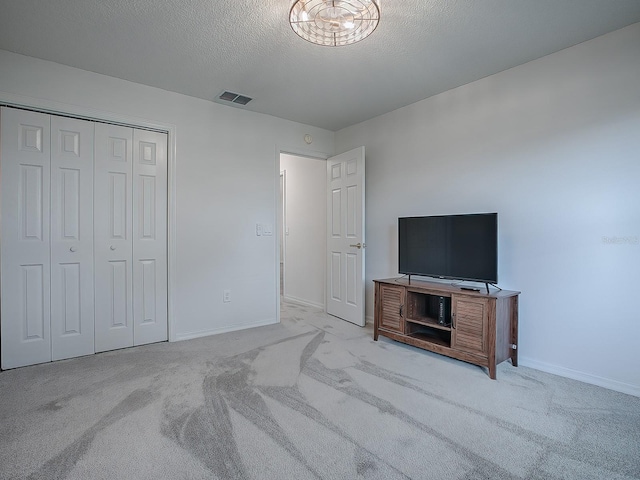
[398, 213, 498, 283]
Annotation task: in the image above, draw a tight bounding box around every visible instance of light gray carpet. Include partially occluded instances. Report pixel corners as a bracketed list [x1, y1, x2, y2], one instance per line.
[1, 301, 639, 480]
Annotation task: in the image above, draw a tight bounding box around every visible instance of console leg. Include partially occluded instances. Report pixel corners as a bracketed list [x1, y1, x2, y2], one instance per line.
[489, 363, 497, 380]
[511, 296, 519, 367]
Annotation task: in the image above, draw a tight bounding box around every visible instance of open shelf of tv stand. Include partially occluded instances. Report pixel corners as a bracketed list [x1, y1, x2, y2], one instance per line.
[374, 278, 520, 379]
[405, 317, 451, 331]
[406, 332, 450, 348]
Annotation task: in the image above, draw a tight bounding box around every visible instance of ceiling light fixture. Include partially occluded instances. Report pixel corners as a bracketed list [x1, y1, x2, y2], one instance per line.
[289, 0, 380, 47]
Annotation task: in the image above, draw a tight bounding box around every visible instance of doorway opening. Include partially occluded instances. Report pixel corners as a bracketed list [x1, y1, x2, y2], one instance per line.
[279, 153, 327, 310]
[277, 146, 366, 328]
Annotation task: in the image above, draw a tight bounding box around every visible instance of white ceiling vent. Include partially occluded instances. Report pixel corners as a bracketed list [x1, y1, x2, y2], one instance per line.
[217, 91, 253, 106]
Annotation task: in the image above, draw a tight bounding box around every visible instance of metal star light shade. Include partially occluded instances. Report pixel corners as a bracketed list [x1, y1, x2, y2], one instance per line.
[289, 0, 380, 47]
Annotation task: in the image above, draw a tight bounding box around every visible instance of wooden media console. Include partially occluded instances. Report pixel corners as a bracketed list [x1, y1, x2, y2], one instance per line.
[373, 278, 520, 379]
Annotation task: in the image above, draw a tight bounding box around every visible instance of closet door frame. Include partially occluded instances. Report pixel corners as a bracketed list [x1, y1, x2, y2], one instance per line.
[0, 93, 177, 345]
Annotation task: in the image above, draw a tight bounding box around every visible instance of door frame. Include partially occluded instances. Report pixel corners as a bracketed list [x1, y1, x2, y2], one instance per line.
[0, 91, 178, 342]
[280, 170, 287, 298]
[275, 146, 331, 323]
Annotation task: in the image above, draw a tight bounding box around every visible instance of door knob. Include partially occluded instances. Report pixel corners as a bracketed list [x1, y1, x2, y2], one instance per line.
[110, 245, 116, 251]
[349, 242, 366, 249]
[69, 246, 77, 252]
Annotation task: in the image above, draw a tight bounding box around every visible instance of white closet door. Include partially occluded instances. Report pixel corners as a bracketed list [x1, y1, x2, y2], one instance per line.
[0, 107, 52, 369]
[133, 130, 168, 345]
[50, 116, 95, 360]
[94, 123, 134, 352]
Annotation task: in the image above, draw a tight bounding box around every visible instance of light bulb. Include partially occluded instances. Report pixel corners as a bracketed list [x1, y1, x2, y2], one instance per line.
[301, 10, 309, 21]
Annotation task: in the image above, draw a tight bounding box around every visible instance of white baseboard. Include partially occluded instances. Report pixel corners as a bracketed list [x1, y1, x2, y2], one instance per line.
[174, 318, 277, 342]
[365, 314, 374, 326]
[282, 295, 324, 310]
[520, 356, 640, 398]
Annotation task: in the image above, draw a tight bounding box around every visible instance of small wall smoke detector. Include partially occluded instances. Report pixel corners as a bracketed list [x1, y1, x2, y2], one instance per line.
[217, 91, 253, 106]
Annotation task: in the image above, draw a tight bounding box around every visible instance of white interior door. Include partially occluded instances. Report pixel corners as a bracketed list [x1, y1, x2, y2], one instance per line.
[133, 129, 168, 345]
[50, 115, 95, 360]
[94, 123, 134, 352]
[0, 108, 52, 368]
[326, 146, 366, 326]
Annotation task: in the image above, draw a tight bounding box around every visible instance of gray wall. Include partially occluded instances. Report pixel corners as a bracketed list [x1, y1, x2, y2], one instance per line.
[336, 24, 640, 395]
[0, 49, 335, 342]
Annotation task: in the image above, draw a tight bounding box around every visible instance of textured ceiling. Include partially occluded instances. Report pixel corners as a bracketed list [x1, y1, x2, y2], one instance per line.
[1, 1, 640, 131]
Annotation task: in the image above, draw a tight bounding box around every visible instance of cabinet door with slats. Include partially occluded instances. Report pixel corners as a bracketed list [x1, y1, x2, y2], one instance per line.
[379, 284, 405, 333]
[451, 296, 489, 356]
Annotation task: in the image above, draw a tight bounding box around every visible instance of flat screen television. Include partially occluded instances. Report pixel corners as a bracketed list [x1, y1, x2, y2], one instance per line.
[398, 213, 498, 283]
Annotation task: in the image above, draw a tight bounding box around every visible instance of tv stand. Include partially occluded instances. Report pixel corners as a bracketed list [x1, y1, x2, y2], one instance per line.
[374, 278, 520, 379]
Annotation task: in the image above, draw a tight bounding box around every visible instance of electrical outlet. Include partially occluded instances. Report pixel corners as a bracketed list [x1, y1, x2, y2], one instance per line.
[223, 290, 231, 303]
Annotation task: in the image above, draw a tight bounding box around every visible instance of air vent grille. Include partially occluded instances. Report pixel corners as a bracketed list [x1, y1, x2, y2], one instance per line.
[233, 95, 252, 106]
[217, 91, 253, 105]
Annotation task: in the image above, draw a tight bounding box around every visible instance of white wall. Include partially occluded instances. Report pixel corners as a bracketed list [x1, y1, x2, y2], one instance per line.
[280, 153, 326, 308]
[0, 50, 335, 342]
[336, 23, 640, 396]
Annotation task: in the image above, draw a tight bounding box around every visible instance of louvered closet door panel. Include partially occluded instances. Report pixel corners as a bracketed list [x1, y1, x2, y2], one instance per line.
[0, 107, 52, 369]
[133, 129, 168, 345]
[50, 116, 95, 361]
[94, 123, 134, 352]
